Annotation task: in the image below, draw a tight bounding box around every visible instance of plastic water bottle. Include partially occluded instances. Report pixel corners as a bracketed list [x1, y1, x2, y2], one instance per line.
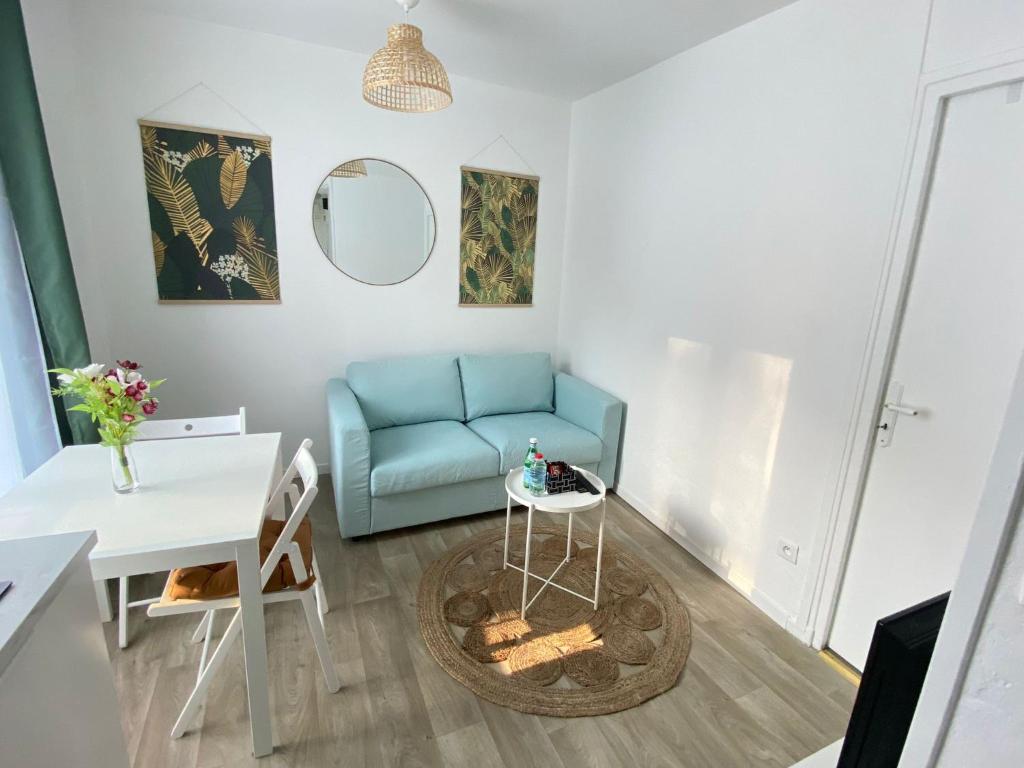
[523, 437, 538, 489]
[530, 453, 548, 495]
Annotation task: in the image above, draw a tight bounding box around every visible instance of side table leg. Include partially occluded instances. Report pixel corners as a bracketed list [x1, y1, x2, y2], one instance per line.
[566, 511, 574, 561]
[593, 498, 607, 609]
[503, 494, 512, 568]
[520, 503, 535, 620]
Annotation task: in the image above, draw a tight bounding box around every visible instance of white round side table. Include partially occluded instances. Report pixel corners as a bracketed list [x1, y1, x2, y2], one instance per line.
[503, 466, 608, 620]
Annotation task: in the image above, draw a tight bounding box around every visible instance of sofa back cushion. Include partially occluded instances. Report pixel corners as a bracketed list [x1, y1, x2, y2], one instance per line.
[459, 352, 554, 420]
[347, 354, 465, 430]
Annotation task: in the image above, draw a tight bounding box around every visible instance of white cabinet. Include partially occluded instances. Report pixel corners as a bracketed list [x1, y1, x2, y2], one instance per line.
[0, 532, 129, 768]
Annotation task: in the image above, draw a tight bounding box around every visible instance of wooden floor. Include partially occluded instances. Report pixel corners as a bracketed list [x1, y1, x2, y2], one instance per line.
[107, 480, 855, 768]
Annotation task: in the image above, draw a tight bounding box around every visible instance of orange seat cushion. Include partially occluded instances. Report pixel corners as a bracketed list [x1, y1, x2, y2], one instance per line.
[167, 517, 316, 601]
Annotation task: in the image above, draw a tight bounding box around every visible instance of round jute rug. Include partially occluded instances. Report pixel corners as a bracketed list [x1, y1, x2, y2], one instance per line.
[417, 523, 691, 716]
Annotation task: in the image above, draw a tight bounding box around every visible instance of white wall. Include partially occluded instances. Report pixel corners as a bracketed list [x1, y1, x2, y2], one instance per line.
[21, 0, 571, 465]
[924, 0, 1024, 74]
[558, 0, 932, 631]
[24, 0, 1024, 672]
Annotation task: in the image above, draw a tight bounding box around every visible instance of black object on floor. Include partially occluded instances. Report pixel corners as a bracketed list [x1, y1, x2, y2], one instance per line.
[0, 580, 11, 601]
[837, 591, 949, 768]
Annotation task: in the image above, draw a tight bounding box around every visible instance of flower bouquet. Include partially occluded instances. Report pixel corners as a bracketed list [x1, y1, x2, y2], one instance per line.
[51, 360, 164, 493]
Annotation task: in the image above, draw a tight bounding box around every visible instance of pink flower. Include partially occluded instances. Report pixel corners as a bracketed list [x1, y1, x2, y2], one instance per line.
[142, 401, 157, 415]
[136, 381, 148, 392]
[122, 413, 135, 423]
[125, 385, 137, 398]
[117, 360, 140, 370]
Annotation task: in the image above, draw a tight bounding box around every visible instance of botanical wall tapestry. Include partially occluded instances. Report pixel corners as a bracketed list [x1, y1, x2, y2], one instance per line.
[459, 166, 538, 306]
[139, 120, 280, 303]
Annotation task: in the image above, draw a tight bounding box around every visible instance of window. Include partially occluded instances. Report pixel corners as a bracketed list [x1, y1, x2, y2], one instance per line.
[0, 167, 59, 495]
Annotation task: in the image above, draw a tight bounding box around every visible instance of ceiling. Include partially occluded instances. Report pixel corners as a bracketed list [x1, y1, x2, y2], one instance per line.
[140, 0, 798, 100]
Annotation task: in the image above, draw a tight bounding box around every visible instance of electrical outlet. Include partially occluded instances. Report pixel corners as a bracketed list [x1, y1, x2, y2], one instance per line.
[777, 538, 799, 565]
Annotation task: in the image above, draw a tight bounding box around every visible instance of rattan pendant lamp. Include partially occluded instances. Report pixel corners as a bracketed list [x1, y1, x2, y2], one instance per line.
[330, 160, 368, 177]
[363, 0, 453, 113]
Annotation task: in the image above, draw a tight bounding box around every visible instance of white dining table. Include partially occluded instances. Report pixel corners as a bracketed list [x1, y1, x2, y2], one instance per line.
[0, 433, 281, 757]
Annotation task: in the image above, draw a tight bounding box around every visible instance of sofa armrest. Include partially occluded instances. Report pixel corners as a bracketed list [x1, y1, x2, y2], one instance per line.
[554, 373, 623, 488]
[327, 378, 372, 538]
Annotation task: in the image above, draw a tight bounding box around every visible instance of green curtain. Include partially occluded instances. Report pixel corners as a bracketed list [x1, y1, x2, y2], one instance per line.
[0, 0, 96, 444]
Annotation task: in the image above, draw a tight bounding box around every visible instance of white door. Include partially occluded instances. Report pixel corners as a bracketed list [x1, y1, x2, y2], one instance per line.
[828, 82, 1024, 670]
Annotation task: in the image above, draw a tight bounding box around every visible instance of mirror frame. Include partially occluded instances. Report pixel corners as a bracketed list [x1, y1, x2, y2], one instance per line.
[312, 157, 437, 286]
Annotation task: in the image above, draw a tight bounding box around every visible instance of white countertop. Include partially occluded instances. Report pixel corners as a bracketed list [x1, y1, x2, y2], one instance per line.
[0, 530, 97, 677]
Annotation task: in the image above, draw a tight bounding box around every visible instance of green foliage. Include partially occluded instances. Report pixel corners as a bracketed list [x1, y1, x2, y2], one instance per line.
[50, 365, 164, 448]
[459, 168, 537, 306]
[140, 124, 279, 301]
[157, 234, 200, 298]
[229, 277, 260, 300]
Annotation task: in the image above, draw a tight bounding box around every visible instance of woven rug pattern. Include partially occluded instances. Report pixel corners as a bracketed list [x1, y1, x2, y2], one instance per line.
[418, 523, 691, 716]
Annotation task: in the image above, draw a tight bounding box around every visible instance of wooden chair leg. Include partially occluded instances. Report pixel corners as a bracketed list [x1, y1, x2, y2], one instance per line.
[171, 611, 241, 739]
[118, 576, 129, 649]
[300, 590, 340, 693]
[190, 610, 214, 645]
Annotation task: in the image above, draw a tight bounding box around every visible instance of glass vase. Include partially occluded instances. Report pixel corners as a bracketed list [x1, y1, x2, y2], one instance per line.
[110, 442, 140, 494]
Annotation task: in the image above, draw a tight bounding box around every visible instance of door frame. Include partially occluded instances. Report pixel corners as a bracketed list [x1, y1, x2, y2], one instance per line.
[803, 48, 1024, 652]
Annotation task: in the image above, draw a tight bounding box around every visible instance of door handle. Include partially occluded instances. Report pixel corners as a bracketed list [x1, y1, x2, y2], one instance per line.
[877, 381, 920, 447]
[884, 402, 919, 417]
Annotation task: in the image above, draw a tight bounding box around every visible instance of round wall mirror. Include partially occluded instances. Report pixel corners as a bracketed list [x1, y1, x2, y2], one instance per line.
[312, 159, 435, 285]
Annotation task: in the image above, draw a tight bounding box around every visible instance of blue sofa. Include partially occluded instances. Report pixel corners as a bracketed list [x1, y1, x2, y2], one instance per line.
[327, 352, 623, 538]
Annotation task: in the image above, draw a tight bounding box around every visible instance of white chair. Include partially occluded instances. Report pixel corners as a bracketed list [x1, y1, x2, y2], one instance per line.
[148, 439, 340, 739]
[115, 408, 246, 649]
[134, 407, 247, 441]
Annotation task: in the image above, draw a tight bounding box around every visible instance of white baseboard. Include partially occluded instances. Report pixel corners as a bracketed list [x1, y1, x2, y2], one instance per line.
[785, 615, 816, 646]
[311, 467, 816, 643]
[615, 483, 814, 645]
[614, 485, 670, 527]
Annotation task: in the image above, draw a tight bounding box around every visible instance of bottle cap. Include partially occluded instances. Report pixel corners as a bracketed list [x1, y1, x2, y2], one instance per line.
[529, 437, 538, 443]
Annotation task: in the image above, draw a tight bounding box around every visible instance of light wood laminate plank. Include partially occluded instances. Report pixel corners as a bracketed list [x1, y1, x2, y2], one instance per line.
[436, 721, 506, 768]
[113, 483, 854, 768]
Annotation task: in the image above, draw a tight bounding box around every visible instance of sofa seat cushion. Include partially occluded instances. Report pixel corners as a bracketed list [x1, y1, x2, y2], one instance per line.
[467, 412, 603, 474]
[370, 421, 500, 497]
